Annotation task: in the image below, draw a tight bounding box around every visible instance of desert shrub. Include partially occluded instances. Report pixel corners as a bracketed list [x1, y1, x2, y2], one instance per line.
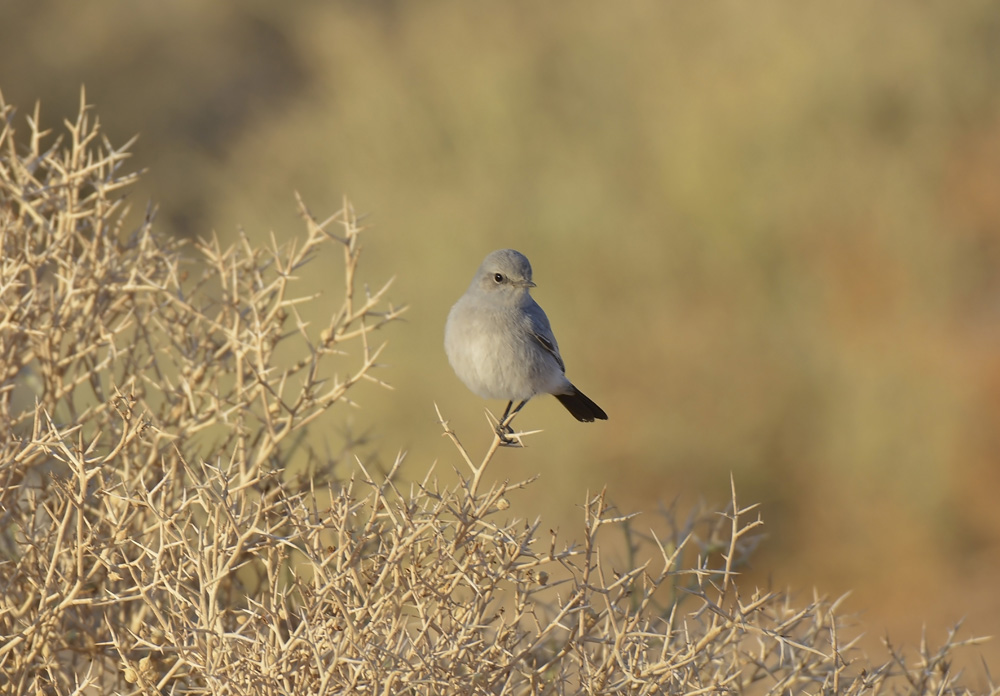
[0, 93, 993, 695]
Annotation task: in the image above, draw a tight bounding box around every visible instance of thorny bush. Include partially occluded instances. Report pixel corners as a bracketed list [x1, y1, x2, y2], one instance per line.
[0, 92, 994, 695]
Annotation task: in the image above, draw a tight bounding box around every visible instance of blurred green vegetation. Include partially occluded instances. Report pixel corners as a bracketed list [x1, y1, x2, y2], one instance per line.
[3, 0, 999, 673]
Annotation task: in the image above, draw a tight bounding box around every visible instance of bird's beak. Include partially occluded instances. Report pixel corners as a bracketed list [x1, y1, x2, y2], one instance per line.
[520, 280, 536, 288]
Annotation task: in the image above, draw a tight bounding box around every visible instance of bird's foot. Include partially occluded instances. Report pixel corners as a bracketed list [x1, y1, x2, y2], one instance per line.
[495, 422, 522, 447]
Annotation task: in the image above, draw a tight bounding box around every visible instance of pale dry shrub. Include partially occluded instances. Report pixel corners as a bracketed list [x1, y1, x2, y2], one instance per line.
[0, 93, 994, 695]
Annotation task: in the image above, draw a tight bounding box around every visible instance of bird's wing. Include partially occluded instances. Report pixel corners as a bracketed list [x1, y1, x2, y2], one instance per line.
[532, 330, 565, 372]
[526, 302, 565, 373]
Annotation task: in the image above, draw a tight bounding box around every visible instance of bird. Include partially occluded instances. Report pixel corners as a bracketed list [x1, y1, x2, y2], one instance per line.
[444, 249, 607, 442]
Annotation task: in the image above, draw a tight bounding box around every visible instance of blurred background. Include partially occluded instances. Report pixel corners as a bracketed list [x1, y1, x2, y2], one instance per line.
[3, 0, 999, 674]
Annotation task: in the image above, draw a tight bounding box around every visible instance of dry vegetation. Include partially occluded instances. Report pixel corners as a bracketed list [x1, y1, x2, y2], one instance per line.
[1, 96, 995, 694]
[5, 2, 1000, 667]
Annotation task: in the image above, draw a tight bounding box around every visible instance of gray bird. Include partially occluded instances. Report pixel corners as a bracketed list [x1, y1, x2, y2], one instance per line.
[445, 249, 607, 439]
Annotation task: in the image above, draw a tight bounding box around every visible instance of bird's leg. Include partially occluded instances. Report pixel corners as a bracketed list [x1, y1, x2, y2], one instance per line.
[508, 400, 528, 420]
[496, 400, 528, 445]
[499, 400, 514, 423]
[495, 400, 515, 443]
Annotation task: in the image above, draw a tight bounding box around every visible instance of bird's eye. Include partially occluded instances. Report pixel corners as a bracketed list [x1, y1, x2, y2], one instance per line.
[493, 273, 504, 283]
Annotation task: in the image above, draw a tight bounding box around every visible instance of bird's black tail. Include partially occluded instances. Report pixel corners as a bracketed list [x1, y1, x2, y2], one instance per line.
[555, 386, 608, 422]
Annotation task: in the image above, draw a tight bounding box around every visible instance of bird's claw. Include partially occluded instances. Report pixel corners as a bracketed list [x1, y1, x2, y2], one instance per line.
[495, 423, 522, 447]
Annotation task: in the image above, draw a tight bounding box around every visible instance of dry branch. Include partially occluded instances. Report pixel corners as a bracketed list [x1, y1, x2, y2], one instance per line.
[0, 92, 993, 696]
